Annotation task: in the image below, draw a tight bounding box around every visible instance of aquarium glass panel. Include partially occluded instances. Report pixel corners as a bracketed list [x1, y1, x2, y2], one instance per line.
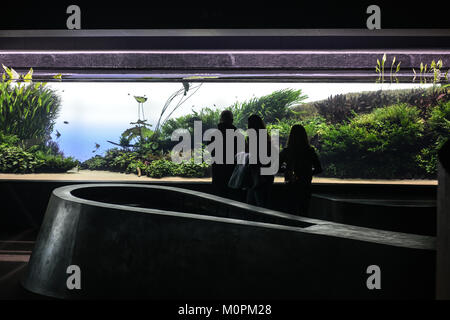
[0, 81, 446, 183]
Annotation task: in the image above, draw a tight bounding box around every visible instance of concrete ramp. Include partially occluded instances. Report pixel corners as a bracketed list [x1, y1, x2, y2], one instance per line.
[21, 184, 435, 299]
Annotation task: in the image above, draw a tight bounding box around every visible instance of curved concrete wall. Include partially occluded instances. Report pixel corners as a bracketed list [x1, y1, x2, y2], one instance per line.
[22, 184, 436, 299]
[0, 180, 436, 236]
[309, 194, 436, 236]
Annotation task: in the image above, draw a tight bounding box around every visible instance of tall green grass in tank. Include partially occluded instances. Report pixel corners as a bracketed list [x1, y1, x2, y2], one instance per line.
[0, 66, 78, 173]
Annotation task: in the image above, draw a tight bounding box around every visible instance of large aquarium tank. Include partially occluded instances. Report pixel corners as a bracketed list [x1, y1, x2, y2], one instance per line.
[0, 67, 448, 183]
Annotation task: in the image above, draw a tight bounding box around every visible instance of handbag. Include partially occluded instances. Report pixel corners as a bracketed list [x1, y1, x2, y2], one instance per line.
[228, 152, 252, 190]
[284, 169, 300, 184]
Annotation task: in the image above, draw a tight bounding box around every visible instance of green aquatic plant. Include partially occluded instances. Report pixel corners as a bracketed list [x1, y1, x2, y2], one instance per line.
[390, 56, 401, 83]
[144, 158, 209, 178]
[0, 143, 41, 173]
[316, 104, 428, 179]
[108, 94, 155, 151]
[413, 59, 449, 84]
[155, 82, 202, 132]
[80, 155, 108, 170]
[0, 79, 61, 144]
[267, 116, 326, 148]
[416, 100, 450, 174]
[111, 84, 203, 153]
[374, 56, 449, 85]
[34, 151, 78, 173]
[413, 62, 428, 84]
[2, 64, 33, 83]
[301, 87, 450, 123]
[0, 142, 77, 173]
[2, 64, 63, 82]
[229, 89, 307, 129]
[0, 65, 79, 173]
[145, 159, 178, 178]
[132, 95, 148, 120]
[375, 54, 401, 84]
[375, 53, 386, 83]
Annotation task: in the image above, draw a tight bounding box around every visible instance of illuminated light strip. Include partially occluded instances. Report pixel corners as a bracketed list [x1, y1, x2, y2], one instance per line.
[1, 29, 450, 37]
[0, 254, 30, 263]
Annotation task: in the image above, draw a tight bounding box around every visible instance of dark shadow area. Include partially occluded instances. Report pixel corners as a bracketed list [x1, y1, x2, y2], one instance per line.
[0, 180, 436, 238]
[18, 183, 435, 299]
[309, 193, 436, 236]
[71, 186, 313, 229]
[0, 230, 50, 300]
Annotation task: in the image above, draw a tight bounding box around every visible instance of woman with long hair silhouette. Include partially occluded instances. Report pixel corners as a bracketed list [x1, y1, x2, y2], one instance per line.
[280, 124, 322, 215]
[246, 114, 275, 207]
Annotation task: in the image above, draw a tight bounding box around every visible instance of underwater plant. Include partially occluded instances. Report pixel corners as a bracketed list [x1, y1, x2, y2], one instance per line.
[375, 54, 401, 84]
[1, 66, 61, 145]
[374, 55, 449, 85]
[0, 65, 78, 173]
[154, 82, 202, 132]
[131, 94, 147, 121]
[107, 93, 154, 150]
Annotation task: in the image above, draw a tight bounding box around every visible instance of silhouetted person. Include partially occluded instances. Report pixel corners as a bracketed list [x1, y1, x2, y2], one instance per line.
[438, 138, 450, 174]
[211, 110, 237, 198]
[246, 114, 274, 207]
[280, 124, 322, 215]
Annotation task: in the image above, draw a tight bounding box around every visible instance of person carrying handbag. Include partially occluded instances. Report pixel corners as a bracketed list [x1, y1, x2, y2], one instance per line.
[228, 151, 252, 190]
[245, 115, 275, 208]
